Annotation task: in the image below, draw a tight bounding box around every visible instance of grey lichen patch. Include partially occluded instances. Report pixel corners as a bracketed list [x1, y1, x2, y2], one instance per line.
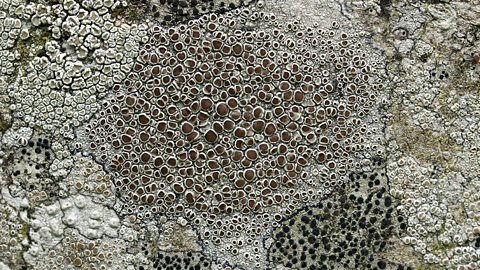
[27, 227, 141, 270]
[432, 73, 480, 124]
[388, 157, 480, 268]
[62, 154, 116, 205]
[341, 1, 480, 267]
[388, 104, 461, 171]
[0, 95, 12, 133]
[3, 0, 145, 136]
[158, 221, 200, 252]
[59, 194, 120, 239]
[9, 27, 51, 85]
[380, 238, 437, 270]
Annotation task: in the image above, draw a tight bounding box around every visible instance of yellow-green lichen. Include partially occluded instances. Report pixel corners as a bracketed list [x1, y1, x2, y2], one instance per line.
[9, 28, 51, 84]
[14, 28, 50, 66]
[19, 221, 28, 240]
[431, 241, 455, 254]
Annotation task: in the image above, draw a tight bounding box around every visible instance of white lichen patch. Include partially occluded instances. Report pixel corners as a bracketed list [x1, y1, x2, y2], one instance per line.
[59, 194, 120, 239]
[388, 156, 480, 268]
[2, 0, 147, 136]
[25, 200, 65, 261]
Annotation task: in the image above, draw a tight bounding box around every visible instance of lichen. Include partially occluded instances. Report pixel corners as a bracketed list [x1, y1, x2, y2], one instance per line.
[0, 108, 12, 132]
[389, 104, 461, 171]
[14, 28, 50, 66]
[1, 0, 479, 269]
[111, 3, 149, 22]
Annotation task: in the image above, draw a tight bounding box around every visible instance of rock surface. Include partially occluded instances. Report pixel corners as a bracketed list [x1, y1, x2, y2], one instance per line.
[0, 0, 479, 269]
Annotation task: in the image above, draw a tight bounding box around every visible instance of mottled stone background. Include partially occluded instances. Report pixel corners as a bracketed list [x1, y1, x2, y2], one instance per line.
[0, 0, 479, 269]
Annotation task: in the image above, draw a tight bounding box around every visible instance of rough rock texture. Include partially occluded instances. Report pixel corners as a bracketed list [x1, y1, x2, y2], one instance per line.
[0, 0, 479, 269]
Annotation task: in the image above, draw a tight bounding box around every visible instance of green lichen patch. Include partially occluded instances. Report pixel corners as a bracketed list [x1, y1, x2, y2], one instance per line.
[430, 241, 455, 255]
[9, 27, 51, 84]
[14, 27, 50, 66]
[142, 251, 211, 270]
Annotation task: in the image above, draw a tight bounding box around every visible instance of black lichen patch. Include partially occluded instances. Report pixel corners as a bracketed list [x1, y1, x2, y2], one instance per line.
[429, 69, 450, 81]
[379, 0, 392, 19]
[118, 0, 257, 25]
[8, 136, 57, 201]
[268, 160, 410, 270]
[156, 0, 257, 25]
[111, 1, 150, 22]
[139, 251, 211, 270]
